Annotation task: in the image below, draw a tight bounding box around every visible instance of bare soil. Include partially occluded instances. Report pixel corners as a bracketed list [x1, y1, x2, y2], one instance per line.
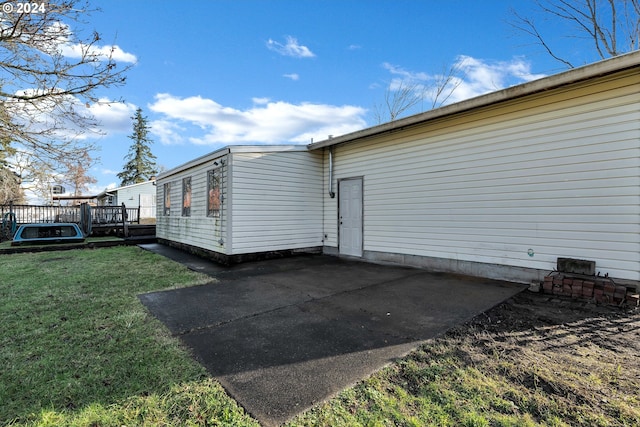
[440, 290, 640, 425]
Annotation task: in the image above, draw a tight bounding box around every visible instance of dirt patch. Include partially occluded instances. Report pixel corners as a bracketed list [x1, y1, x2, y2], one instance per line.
[434, 290, 640, 424]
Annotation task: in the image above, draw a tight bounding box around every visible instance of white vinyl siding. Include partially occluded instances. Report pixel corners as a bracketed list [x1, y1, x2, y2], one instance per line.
[115, 181, 155, 209]
[156, 155, 228, 254]
[323, 72, 640, 281]
[229, 150, 323, 254]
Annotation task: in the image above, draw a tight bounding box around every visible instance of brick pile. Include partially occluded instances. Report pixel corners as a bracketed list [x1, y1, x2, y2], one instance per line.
[543, 274, 639, 307]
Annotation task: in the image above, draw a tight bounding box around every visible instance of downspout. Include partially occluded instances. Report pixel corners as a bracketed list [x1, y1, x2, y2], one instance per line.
[328, 146, 336, 198]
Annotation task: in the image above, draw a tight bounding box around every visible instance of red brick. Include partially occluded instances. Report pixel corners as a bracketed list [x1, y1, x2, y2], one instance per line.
[563, 278, 573, 286]
[583, 281, 595, 289]
[604, 283, 615, 297]
[582, 286, 594, 298]
[563, 284, 572, 295]
[572, 279, 583, 287]
[593, 289, 604, 302]
[544, 276, 554, 283]
[543, 282, 553, 292]
[553, 277, 563, 286]
[626, 294, 640, 306]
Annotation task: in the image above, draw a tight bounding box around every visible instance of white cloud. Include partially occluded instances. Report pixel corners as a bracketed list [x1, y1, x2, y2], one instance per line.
[381, 56, 547, 108]
[446, 55, 546, 103]
[87, 182, 116, 195]
[150, 119, 187, 145]
[89, 99, 137, 134]
[383, 62, 429, 83]
[4, 93, 134, 144]
[283, 73, 300, 81]
[41, 21, 137, 63]
[252, 97, 270, 105]
[266, 36, 315, 58]
[149, 93, 366, 145]
[59, 43, 137, 63]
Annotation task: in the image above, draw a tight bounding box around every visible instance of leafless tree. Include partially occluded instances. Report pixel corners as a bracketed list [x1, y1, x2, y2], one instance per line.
[373, 80, 423, 124]
[61, 149, 97, 196]
[9, 150, 56, 202]
[510, 0, 640, 68]
[0, 167, 24, 204]
[0, 0, 131, 198]
[373, 61, 465, 124]
[425, 61, 465, 109]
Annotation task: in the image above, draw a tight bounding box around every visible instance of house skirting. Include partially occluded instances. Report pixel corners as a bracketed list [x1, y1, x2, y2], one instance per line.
[157, 238, 322, 266]
[322, 247, 640, 291]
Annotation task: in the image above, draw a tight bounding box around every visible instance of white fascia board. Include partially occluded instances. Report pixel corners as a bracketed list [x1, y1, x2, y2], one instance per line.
[227, 144, 309, 153]
[157, 147, 231, 180]
[110, 180, 156, 192]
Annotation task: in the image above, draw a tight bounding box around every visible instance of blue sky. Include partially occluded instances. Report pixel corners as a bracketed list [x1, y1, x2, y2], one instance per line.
[53, 0, 605, 195]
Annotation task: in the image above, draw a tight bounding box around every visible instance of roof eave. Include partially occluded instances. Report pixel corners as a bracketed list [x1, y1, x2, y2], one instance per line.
[308, 51, 640, 150]
[156, 144, 310, 180]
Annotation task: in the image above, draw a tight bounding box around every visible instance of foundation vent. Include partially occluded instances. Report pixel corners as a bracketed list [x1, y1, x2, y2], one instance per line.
[557, 257, 595, 276]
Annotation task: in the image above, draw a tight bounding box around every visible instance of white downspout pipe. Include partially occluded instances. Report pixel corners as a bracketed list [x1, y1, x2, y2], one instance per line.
[328, 146, 335, 198]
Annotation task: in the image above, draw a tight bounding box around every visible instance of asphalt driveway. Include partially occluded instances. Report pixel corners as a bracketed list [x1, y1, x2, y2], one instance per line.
[139, 244, 525, 426]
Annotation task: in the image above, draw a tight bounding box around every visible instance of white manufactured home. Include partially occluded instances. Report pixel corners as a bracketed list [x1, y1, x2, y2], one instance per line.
[156, 146, 323, 263]
[97, 180, 157, 219]
[156, 52, 640, 286]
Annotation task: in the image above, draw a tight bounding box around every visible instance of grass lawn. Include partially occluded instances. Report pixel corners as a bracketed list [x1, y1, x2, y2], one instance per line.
[1, 246, 638, 426]
[0, 246, 258, 426]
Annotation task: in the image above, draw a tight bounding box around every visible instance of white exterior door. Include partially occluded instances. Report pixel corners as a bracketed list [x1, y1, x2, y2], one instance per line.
[339, 178, 363, 257]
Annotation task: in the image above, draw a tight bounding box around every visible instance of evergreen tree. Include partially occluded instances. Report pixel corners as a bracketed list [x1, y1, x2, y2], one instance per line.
[118, 108, 157, 186]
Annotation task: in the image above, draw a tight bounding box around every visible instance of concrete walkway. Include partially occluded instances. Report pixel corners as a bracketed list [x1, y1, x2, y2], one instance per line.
[139, 244, 525, 426]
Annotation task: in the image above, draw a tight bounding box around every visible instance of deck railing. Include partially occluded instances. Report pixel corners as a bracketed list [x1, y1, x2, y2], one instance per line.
[0, 204, 139, 225]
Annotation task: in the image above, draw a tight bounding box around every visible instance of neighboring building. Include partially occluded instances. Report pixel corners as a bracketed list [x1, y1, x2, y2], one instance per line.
[52, 195, 98, 206]
[97, 179, 157, 219]
[156, 52, 640, 286]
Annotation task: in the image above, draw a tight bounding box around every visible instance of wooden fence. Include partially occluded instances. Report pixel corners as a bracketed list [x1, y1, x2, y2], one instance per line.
[0, 204, 140, 225]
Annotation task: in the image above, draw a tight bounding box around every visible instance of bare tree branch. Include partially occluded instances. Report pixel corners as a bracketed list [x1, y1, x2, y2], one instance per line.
[428, 61, 465, 109]
[60, 149, 97, 196]
[373, 62, 465, 124]
[0, 0, 132, 200]
[509, 0, 639, 68]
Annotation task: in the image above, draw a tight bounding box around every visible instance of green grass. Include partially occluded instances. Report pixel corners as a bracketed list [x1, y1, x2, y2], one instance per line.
[0, 236, 124, 250]
[288, 320, 640, 427]
[2, 247, 638, 427]
[0, 247, 258, 426]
